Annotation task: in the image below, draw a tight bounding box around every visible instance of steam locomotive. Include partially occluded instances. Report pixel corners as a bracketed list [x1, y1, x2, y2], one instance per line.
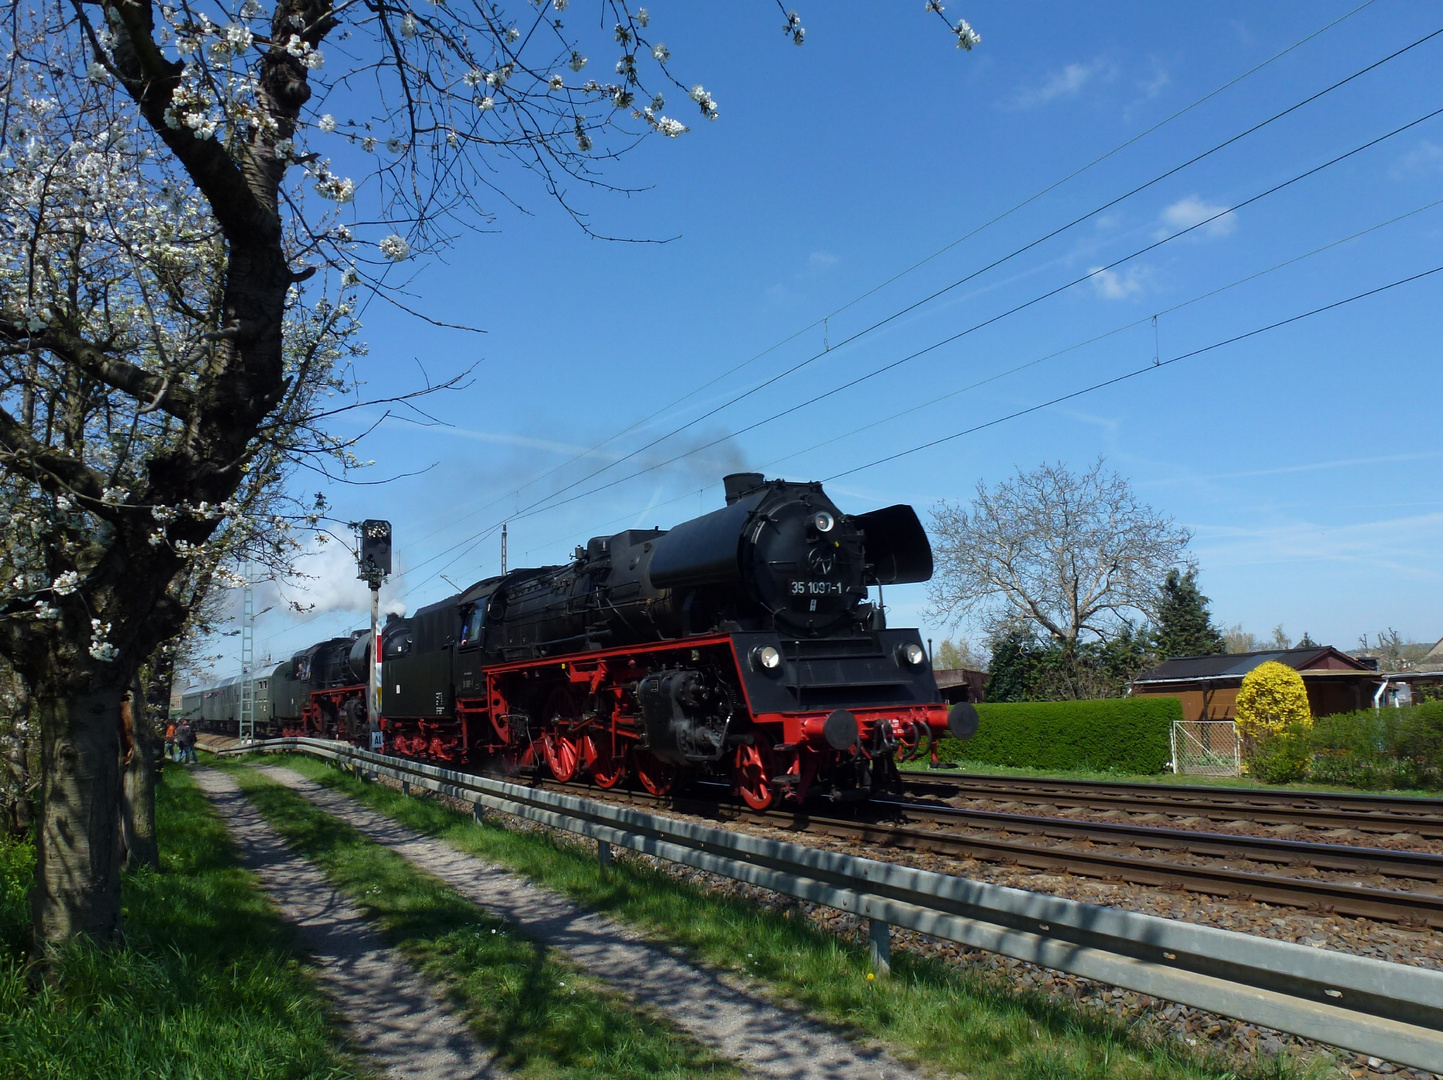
[183, 473, 977, 808]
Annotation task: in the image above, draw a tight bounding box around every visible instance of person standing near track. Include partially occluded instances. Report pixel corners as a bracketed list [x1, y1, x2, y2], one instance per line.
[164, 719, 178, 761]
[175, 719, 197, 765]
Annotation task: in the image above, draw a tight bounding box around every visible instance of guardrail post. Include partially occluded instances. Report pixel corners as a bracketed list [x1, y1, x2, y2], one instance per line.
[473, 802, 485, 825]
[401, 780, 411, 798]
[598, 839, 613, 868]
[868, 918, 891, 977]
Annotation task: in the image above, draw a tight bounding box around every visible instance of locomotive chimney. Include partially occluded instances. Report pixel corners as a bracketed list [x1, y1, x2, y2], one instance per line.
[722, 472, 766, 505]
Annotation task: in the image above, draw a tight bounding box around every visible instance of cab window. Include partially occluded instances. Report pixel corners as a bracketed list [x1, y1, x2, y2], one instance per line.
[460, 603, 485, 646]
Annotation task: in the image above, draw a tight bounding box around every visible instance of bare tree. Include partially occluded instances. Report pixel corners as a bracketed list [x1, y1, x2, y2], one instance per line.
[929, 459, 1191, 646]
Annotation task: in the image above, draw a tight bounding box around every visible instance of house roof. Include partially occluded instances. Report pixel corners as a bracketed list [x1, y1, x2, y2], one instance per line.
[1426, 636, 1443, 662]
[1133, 645, 1370, 686]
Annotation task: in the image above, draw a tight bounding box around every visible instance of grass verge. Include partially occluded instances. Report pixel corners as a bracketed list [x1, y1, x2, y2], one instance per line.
[221, 762, 742, 1080]
[0, 763, 360, 1080]
[258, 752, 1327, 1080]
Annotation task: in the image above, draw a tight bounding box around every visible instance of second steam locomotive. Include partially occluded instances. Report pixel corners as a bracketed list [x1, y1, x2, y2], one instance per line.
[184, 473, 977, 808]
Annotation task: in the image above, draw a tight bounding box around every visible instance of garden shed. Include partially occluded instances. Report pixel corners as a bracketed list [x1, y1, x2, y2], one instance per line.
[1130, 646, 1375, 721]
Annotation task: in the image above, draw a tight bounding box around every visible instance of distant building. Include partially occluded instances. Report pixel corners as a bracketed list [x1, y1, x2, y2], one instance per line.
[1130, 645, 1376, 721]
[933, 667, 987, 705]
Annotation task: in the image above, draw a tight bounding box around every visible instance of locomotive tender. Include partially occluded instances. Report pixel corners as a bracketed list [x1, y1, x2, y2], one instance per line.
[183, 473, 977, 808]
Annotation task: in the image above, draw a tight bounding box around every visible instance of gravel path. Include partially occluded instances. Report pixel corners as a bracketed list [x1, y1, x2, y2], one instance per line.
[256, 764, 936, 1080]
[192, 768, 510, 1080]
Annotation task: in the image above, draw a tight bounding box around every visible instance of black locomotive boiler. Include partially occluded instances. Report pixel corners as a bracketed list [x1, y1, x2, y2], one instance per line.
[187, 473, 978, 808]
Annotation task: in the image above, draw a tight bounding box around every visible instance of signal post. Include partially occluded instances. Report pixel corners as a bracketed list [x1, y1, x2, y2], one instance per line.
[355, 519, 392, 752]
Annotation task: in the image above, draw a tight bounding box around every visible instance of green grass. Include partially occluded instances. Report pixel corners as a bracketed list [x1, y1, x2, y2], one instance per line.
[907, 752, 1443, 798]
[0, 764, 361, 1080]
[255, 752, 1332, 1080]
[220, 763, 742, 1080]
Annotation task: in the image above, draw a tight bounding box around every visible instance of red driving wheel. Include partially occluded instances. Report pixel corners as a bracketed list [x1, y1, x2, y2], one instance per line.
[735, 741, 775, 810]
[633, 749, 677, 797]
[582, 732, 628, 789]
[541, 731, 581, 782]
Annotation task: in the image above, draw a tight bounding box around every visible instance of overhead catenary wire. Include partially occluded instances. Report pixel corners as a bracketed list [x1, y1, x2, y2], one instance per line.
[497, 196, 1443, 564]
[424, 99, 1443, 552]
[824, 263, 1443, 481]
[380, 8, 1396, 560]
[463, 23, 1443, 529]
[384, 4, 1398, 556]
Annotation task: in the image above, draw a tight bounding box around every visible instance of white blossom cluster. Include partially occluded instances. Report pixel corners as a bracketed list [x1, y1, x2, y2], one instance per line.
[88, 619, 118, 663]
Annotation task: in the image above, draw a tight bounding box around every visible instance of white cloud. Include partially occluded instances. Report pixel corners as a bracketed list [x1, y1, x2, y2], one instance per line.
[1088, 263, 1151, 300]
[1139, 59, 1170, 98]
[809, 250, 840, 269]
[1156, 195, 1236, 240]
[1390, 140, 1443, 180]
[1008, 59, 1110, 109]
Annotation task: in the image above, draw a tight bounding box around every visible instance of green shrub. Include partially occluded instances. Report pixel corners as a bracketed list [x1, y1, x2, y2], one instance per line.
[0, 835, 33, 955]
[937, 697, 1182, 774]
[1301, 700, 1443, 790]
[1245, 722, 1312, 784]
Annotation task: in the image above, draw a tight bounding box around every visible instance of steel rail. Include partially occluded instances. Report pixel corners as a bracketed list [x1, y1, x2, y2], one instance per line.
[902, 772, 1443, 836]
[216, 737, 1443, 1073]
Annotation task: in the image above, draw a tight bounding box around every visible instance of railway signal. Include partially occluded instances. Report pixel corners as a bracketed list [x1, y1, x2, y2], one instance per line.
[355, 519, 392, 751]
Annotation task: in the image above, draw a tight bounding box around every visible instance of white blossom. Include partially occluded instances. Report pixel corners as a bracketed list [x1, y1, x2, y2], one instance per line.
[89, 619, 118, 662]
[33, 602, 60, 620]
[506, 26, 520, 41]
[240, 0, 262, 17]
[151, 505, 179, 524]
[552, 0, 568, 9]
[478, 95, 495, 111]
[548, 73, 564, 90]
[342, 266, 360, 286]
[361, 136, 377, 152]
[688, 84, 718, 121]
[463, 68, 485, 88]
[302, 48, 324, 69]
[400, 13, 418, 38]
[651, 43, 669, 62]
[317, 113, 337, 134]
[101, 486, 128, 504]
[87, 61, 108, 82]
[385, 136, 405, 154]
[55, 495, 74, 512]
[656, 116, 686, 137]
[51, 571, 80, 595]
[637, 7, 650, 27]
[274, 137, 294, 159]
[953, 18, 980, 49]
[378, 234, 411, 261]
[568, 51, 587, 72]
[148, 530, 166, 547]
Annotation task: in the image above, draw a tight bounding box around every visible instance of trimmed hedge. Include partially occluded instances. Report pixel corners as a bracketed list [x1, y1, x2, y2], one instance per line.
[938, 696, 1182, 774]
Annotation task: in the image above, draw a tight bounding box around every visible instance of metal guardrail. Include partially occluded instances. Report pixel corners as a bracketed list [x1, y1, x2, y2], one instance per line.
[217, 737, 1443, 1073]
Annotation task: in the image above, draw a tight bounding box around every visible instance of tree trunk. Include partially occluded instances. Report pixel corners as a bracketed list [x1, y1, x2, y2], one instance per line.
[120, 686, 158, 872]
[32, 689, 125, 944]
[4, 729, 32, 839]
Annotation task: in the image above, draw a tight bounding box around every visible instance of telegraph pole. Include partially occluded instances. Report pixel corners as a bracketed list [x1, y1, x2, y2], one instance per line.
[238, 560, 255, 745]
[354, 520, 392, 752]
[500, 521, 507, 575]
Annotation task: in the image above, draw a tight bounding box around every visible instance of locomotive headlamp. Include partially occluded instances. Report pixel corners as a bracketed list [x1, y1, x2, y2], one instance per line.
[752, 645, 782, 671]
[812, 511, 835, 533]
[898, 642, 927, 668]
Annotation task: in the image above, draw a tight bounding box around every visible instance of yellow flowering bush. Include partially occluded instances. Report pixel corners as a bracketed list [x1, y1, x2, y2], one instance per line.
[1235, 661, 1312, 740]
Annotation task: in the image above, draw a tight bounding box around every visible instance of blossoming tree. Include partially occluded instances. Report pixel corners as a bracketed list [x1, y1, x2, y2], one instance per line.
[0, 0, 976, 947]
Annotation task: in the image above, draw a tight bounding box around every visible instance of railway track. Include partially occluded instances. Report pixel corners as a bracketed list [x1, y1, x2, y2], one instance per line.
[205, 736, 1443, 927]
[536, 777, 1443, 928]
[902, 770, 1443, 838]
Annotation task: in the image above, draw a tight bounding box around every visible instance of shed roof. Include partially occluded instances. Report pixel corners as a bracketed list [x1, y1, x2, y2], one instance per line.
[1133, 645, 1369, 685]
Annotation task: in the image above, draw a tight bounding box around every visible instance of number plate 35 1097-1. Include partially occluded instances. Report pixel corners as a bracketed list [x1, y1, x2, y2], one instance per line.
[790, 580, 842, 596]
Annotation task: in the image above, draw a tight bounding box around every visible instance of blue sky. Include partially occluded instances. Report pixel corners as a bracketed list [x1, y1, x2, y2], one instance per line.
[239, 0, 1443, 671]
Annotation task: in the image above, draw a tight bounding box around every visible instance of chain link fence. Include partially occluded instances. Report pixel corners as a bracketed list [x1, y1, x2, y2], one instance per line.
[1170, 719, 1241, 777]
